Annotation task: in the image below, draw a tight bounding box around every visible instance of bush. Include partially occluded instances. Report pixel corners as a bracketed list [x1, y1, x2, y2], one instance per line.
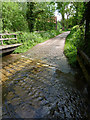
[2, 2, 28, 32]
[64, 25, 85, 67]
[14, 32, 44, 53]
[3, 30, 62, 53]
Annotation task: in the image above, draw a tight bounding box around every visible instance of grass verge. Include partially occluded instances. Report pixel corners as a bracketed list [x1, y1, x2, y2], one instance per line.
[64, 25, 85, 67]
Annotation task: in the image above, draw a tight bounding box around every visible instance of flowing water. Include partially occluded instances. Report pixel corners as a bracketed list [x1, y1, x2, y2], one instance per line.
[1, 54, 89, 119]
[1, 32, 90, 119]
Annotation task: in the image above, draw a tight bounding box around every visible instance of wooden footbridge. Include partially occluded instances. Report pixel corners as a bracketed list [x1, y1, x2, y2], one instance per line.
[0, 33, 22, 54]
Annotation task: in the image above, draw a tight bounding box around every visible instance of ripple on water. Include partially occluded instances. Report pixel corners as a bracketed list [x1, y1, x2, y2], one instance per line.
[2, 55, 89, 119]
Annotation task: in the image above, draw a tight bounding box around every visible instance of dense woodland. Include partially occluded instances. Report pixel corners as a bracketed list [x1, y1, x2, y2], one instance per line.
[0, 2, 90, 67]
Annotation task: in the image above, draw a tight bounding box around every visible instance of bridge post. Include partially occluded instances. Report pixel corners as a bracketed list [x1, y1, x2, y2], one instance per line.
[87, 85, 90, 98]
[0, 34, 3, 45]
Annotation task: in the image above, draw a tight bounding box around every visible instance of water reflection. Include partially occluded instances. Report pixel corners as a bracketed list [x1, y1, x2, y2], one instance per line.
[2, 54, 89, 119]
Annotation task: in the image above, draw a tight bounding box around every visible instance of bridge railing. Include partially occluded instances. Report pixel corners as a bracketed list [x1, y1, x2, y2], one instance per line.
[77, 48, 90, 85]
[0, 33, 22, 54]
[0, 33, 17, 45]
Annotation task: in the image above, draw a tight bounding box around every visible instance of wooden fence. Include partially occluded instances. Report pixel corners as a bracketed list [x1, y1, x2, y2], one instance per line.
[77, 48, 90, 86]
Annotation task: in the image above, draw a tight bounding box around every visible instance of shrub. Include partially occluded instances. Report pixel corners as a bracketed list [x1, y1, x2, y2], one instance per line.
[64, 25, 85, 67]
[3, 29, 62, 53]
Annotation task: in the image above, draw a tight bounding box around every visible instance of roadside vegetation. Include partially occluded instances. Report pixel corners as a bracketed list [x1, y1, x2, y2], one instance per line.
[64, 25, 85, 67]
[64, 2, 90, 67]
[1, 2, 90, 67]
[4, 30, 62, 53]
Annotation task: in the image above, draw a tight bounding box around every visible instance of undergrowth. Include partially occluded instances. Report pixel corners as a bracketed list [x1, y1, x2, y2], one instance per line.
[3, 30, 63, 53]
[64, 25, 85, 67]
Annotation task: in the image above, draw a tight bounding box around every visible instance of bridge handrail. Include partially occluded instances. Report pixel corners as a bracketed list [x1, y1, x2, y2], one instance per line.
[0, 33, 17, 45]
[0, 33, 17, 35]
[77, 48, 90, 66]
[77, 48, 90, 85]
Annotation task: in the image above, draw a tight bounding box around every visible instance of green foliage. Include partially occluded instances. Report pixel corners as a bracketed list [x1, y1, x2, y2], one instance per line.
[14, 32, 43, 53]
[57, 2, 70, 30]
[72, 2, 85, 25]
[14, 30, 60, 53]
[26, 2, 56, 32]
[40, 30, 60, 39]
[2, 2, 56, 32]
[64, 25, 85, 67]
[57, 21, 62, 31]
[3, 30, 61, 53]
[56, 2, 85, 30]
[2, 2, 28, 32]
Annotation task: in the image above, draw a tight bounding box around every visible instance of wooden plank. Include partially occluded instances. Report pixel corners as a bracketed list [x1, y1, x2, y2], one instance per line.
[0, 33, 17, 36]
[0, 47, 17, 54]
[77, 55, 90, 85]
[0, 44, 22, 54]
[0, 38, 17, 41]
[0, 43, 22, 50]
[0, 34, 3, 45]
[77, 49, 90, 65]
[78, 49, 90, 66]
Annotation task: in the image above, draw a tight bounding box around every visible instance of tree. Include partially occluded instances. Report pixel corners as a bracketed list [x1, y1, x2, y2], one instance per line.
[71, 2, 85, 25]
[84, 2, 90, 55]
[65, 3, 74, 29]
[26, 2, 55, 32]
[56, 2, 69, 30]
[35, 2, 55, 31]
[2, 2, 28, 32]
[26, 2, 36, 32]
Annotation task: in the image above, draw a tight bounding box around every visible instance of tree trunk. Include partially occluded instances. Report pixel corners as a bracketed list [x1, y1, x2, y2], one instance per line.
[84, 2, 90, 52]
[62, 14, 64, 31]
[66, 14, 69, 30]
[26, 2, 35, 32]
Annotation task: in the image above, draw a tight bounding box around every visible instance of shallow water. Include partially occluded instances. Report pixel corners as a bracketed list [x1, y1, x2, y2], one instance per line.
[2, 54, 89, 119]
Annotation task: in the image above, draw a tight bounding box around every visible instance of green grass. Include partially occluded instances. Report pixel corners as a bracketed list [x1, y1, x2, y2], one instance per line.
[3, 29, 63, 53]
[64, 25, 85, 67]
